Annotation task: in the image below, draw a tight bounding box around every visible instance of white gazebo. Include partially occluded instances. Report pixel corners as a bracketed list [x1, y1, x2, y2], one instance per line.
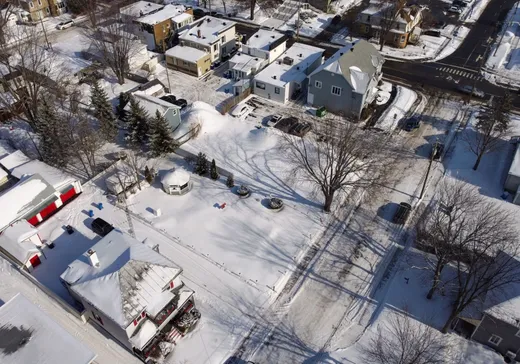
[161, 168, 192, 195]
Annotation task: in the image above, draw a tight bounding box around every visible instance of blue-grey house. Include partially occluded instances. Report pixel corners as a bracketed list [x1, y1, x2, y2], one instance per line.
[307, 40, 384, 119]
[125, 92, 182, 131]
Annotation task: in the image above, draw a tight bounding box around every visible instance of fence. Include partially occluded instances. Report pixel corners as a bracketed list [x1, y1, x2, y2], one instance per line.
[219, 87, 252, 114]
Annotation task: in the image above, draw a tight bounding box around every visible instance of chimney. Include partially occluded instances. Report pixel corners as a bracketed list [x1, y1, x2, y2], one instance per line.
[87, 249, 100, 267]
[340, 52, 344, 56]
[197, 29, 201, 38]
[351, 48, 354, 52]
[273, 75, 277, 79]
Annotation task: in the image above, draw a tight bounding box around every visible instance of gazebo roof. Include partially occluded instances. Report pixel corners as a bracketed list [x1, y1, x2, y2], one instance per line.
[161, 168, 190, 186]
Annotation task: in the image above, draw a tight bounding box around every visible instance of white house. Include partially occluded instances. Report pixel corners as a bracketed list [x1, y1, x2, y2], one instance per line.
[60, 230, 198, 361]
[0, 293, 97, 364]
[119, 0, 164, 22]
[253, 42, 324, 104]
[179, 16, 236, 64]
[0, 219, 44, 271]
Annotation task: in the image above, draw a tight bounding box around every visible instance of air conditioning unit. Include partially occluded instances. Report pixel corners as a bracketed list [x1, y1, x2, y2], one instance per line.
[505, 351, 516, 361]
[282, 56, 294, 65]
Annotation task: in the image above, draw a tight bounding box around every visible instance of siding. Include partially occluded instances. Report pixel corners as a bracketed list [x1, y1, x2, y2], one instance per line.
[472, 314, 520, 360]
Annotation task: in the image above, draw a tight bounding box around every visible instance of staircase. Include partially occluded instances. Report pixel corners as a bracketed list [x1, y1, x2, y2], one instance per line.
[165, 327, 183, 344]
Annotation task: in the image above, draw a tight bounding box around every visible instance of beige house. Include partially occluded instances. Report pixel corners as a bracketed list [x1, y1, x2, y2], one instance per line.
[165, 45, 211, 77]
[13, 0, 51, 21]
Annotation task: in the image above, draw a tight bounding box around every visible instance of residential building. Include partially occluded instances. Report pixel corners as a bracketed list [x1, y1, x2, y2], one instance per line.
[119, 0, 163, 22]
[13, 0, 50, 22]
[165, 44, 211, 77]
[48, 0, 67, 16]
[357, 4, 424, 48]
[0, 149, 83, 231]
[454, 252, 520, 361]
[253, 42, 324, 104]
[125, 91, 182, 131]
[179, 16, 236, 64]
[307, 40, 384, 119]
[0, 220, 44, 271]
[135, 4, 193, 51]
[0, 293, 97, 364]
[60, 230, 199, 361]
[505, 143, 520, 201]
[228, 29, 287, 94]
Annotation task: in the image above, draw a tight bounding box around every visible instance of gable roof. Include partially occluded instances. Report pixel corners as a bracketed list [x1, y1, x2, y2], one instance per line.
[0, 219, 40, 264]
[309, 39, 384, 94]
[60, 230, 182, 328]
[136, 4, 188, 25]
[180, 16, 236, 46]
[0, 293, 97, 364]
[126, 92, 181, 118]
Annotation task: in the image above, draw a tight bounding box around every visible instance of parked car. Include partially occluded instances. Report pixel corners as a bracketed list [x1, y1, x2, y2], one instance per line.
[269, 114, 282, 125]
[448, 6, 463, 13]
[56, 20, 74, 30]
[284, 29, 296, 38]
[91, 218, 114, 237]
[160, 94, 177, 104]
[404, 117, 420, 131]
[424, 29, 442, 37]
[173, 98, 188, 110]
[457, 85, 485, 98]
[230, 104, 253, 118]
[393, 202, 412, 224]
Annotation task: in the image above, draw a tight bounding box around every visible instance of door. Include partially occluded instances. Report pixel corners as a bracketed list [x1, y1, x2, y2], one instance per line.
[307, 92, 314, 105]
[29, 254, 41, 268]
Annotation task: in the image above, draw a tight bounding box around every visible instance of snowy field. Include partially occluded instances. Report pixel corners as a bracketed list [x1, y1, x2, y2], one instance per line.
[484, 3, 520, 88]
[278, 10, 335, 38]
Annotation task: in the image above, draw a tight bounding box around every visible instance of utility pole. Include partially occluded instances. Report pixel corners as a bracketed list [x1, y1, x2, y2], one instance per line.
[419, 141, 438, 200]
[39, 12, 51, 50]
[165, 63, 172, 93]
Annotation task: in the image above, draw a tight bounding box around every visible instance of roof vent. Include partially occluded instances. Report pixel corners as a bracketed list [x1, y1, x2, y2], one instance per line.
[299, 53, 302, 57]
[223, 22, 227, 25]
[255, 34, 259, 38]
[340, 52, 344, 56]
[207, 18, 211, 22]
[197, 29, 201, 38]
[254, 58, 258, 60]
[87, 249, 100, 268]
[283, 56, 294, 65]
[272, 75, 277, 79]
[296, 66, 300, 70]
[351, 48, 354, 52]
[271, 35, 275, 38]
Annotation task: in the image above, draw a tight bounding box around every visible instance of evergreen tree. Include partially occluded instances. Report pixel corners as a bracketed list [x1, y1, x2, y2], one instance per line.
[194, 152, 208, 175]
[38, 99, 68, 167]
[116, 92, 130, 120]
[144, 166, 154, 184]
[226, 173, 235, 188]
[90, 80, 118, 141]
[149, 110, 177, 157]
[126, 97, 150, 148]
[210, 159, 219, 180]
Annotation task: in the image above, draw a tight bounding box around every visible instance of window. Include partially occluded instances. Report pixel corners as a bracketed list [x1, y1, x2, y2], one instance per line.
[488, 334, 502, 346]
[315, 80, 322, 89]
[29, 1, 34, 8]
[92, 312, 104, 326]
[331, 86, 342, 96]
[256, 81, 265, 90]
[274, 87, 280, 94]
[213, 44, 218, 52]
[222, 35, 226, 42]
[400, 35, 406, 43]
[37, 0, 41, 5]
[45, 7, 49, 14]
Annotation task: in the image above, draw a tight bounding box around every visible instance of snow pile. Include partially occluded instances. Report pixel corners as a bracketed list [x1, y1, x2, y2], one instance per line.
[375, 86, 417, 132]
[175, 101, 228, 140]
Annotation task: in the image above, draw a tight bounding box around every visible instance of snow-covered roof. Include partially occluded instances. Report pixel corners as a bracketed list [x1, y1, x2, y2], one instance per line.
[0, 174, 56, 232]
[180, 16, 236, 46]
[0, 149, 31, 171]
[165, 45, 208, 62]
[309, 39, 384, 94]
[126, 92, 180, 118]
[60, 230, 182, 328]
[172, 12, 193, 24]
[120, 1, 163, 18]
[509, 143, 520, 178]
[129, 319, 157, 350]
[0, 139, 14, 159]
[246, 29, 285, 51]
[0, 293, 97, 364]
[229, 53, 266, 73]
[161, 168, 190, 187]
[11, 159, 75, 190]
[0, 219, 39, 264]
[136, 4, 188, 25]
[254, 43, 324, 88]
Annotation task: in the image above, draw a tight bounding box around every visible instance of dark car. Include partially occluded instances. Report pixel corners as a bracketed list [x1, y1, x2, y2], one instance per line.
[174, 98, 188, 109]
[160, 94, 177, 104]
[404, 117, 420, 131]
[423, 29, 441, 37]
[193, 8, 207, 19]
[91, 218, 114, 237]
[393, 202, 412, 224]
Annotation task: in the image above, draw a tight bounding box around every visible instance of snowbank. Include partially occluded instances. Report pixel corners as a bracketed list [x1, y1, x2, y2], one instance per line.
[175, 101, 228, 141]
[375, 86, 417, 132]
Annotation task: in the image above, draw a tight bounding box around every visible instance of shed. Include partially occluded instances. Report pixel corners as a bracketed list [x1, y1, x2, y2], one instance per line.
[161, 168, 192, 195]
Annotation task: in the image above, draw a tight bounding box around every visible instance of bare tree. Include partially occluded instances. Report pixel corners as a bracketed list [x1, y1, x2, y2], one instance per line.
[66, 0, 99, 27]
[376, 0, 406, 51]
[464, 93, 512, 171]
[281, 114, 394, 212]
[416, 180, 481, 299]
[88, 18, 140, 84]
[362, 311, 451, 364]
[0, 3, 14, 45]
[123, 149, 154, 191]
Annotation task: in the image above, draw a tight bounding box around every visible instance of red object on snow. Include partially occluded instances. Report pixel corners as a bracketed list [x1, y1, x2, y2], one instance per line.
[220, 203, 226, 209]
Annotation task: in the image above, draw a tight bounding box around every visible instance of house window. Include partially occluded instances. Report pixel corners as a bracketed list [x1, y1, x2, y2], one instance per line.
[488, 334, 502, 346]
[400, 35, 406, 43]
[92, 311, 104, 326]
[315, 80, 322, 89]
[331, 86, 342, 96]
[213, 44, 218, 52]
[169, 281, 175, 289]
[222, 35, 226, 42]
[29, 2, 34, 8]
[45, 7, 50, 14]
[367, 15, 371, 22]
[275, 87, 280, 94]
[256, 81, 265, 90]
[37, 0, 41, 5]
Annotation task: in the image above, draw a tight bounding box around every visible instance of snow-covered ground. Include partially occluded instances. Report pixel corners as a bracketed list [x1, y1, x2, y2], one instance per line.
[374, 85, 418, 132]
[436, 25, 470, 60]
[484, 3, 520, 88]
[462, 0, 493, 23]
[278, 9, 335, 38]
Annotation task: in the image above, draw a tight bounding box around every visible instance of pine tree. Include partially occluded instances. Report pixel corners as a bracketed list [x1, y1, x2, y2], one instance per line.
[91, 80, 118, 141]
[149, 110, 177, 157]
[116, 92, 130, 120]
[38, 99, 68, 167]
[194, 152, 208, 175]
[126, 97, 150, 148]
[210, 159, 219, 180]
[144, 166, 154, 184]
[226, 173, 234, 188]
